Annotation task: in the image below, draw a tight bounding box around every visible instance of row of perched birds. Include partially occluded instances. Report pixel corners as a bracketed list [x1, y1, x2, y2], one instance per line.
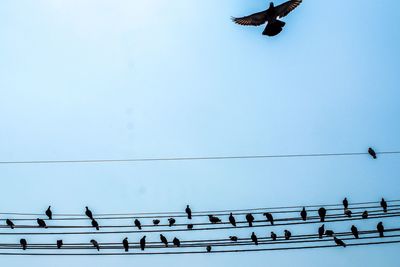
[3, 197, 389, 230]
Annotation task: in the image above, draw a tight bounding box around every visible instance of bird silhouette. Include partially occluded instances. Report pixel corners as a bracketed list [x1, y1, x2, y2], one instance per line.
[6, 219, 15, 229]
[334, 236, 346, 247]
[362, 210, 369, 219]
[90, 239, 100, 251]
[185, 205, 192, 220]
[251, 232, 258, 245]
[46, 206, 52, 220]
[91, 219, 100, 230]
[20, 239, 27, 250]
[300, 207, 307, 221]
[343, 198, 349, 210]
[351, 225, 359, 239]
[57, 240, 63, 249]
[246, 213, 255, 227]
[271, 231, 277, 241]
[318, 224, 325, 239]
[122, 237, 129, 252]
[37, 218, 47, 228]
[168, 218, 176, 227]
[153, 219, 160, 225]
[380, 198, 388, 213]
[187, 224, 194, 230]
[232, 0, 302, 36]
[206, 245, 212, 252]
[377, 222, 384, 237]
[318, 207, 327, 222]
[134, 219, 142, 230]
[173, 237, 181, 247]
[284, 230, 292, 240]
[325, 230, 334, 237]
[344, 209, 352, 218]
[229, 213, 236, 227]
[140, 236, 146, 251]
[160, 234, 168, 247]
[85, 207, 93, 220]
[263, 212, 274, 225]
[230, 236, 238, 242]
[208, 215, 221, 224]
[368, 147, 377, 159]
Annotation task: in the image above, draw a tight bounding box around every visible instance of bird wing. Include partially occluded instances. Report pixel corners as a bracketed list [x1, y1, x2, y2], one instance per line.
[275, 0, 302, 19]
[231, 10, 268, 26]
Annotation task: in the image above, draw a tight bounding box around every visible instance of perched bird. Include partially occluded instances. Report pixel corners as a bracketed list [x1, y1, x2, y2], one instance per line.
[20, 239, 27, 250]
[251, 232, 258, 245]
[368, 147, 377, 159]
[377, 222, 384, 237]
[46, 206, 52, 220]
[343, 198, 349, 210]
[318, 224, 325, 239]
[90, 239, 100, 251]
[381, 198, 388, 213]
[140, 236, 146, 251]
[271, 231, 277, 241]
[160, 234, 168, 247]
[185, 205, 192, 220]
[325, 230, 335, 237]
[187, 224, 194, 230]
[300, 207, 307, 221]
[57, 240, 63, 249]
[85, 207, 93, 220]
[344, 209, 352, 218]
[318, 207, 327, 222]
[246, 213, 255, 227]
[173, 237, 181, 247]
[231, 0, 302, 36]
[362, 211, 369, 219]
[168, 218, 176, 227]
[334, 236, 346, 247]
[134, 219, 142, 230]
[208, 215, 221, 224]
[37, 218, 47, 228]
[284, 230, 292, 240]
[91, 219, 99, 230]
[6, 219, 15, 229]
[153, 219, 160, 225]
[230, 236, 238, 242]
[229, 213, 237, 227]
[263, 212, 274, 225]
[351, 225, 359, 239]
[122, 237, 129, 252]
[206, 245, 212, 252]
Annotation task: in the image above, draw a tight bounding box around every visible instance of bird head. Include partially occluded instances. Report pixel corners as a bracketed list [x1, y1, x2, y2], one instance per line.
[269, 2, 274, 8]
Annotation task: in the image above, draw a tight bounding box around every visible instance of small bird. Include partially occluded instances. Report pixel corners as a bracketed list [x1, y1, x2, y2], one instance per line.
[344, 209, 352, 218]
[271, 231, 277, 241]
[284, 230, 291, 240]
[325, 230, 335, 237]
[57, 240, 63, 249]
[134, 219, 142, 230]
[37, 218, 47, 228]
[377, 222, 384, 237]
[173, 237, 181, 247]
[251, 232, 258, 245]
[334, 236, 346, 247]
[318, 207, 327, 222]
[232, 0, 303, 37]
[140, 236, 146, 251]
[318, 224, 325, 239]
[206, 245, 212, 252]
[160, 234, 168, 247]
[343, 198, 349, 210]
[90, 239, 100, 251]
[351, 225, 359, 239]
[168, 218, 176, 227]
[362, 211, 369, 219]
[187, 224, 194, 230]
[185, 205, 192, 220]
[208, 215, 221, 224]
[230, 236, 238, 242]
[46, 206, 52, 220]
[6, 219, 15, 229]
[381, 198, 388, 213]
[229, 213, 236, 227]
[368, 147, 377, 159]
[300, 207, 307, 221]
[153, 219, 160, 225]
[122, 237, 129, 252]
[263, 212, 274, 225]
[91, 219, 99, 230]
[20, 239, 27, 250]
[246, 213, 255, 227]
[85, 207, 93, 220]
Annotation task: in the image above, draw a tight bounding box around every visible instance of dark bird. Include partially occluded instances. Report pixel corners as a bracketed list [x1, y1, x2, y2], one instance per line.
[271, 231, 277, 241]
[318, 207, 327, 222]
[20, 239, 27, 250]
[318, 224, 325, 239]
[246, 213, 255, 227]
[37, 218, 47, 228]
[284, 230, 292, 240]
[140, 236, 146, 251]
[206, 245, 212, 252]
[300, 207, 307, 221]
[229, 213, 236, 227]
[57, 240, 63, 249]
[334, 236, 346, 247]
[230, 236, 238, 242]
[381, 198, 388, 213]
[160, 234, 168, 247]
[344, 209, 352, 218]
[343, 198, 349, 210]
[187, 224, 194, 230]
[185, 205, 192, 220]
[251, 232, 258, 245]
[46, 206, 52, 220]
[122, 237, 129, 252]
[208, 215, 221, 224]
[153, 219, 160, 225]
[91, 219, 99, 230]
[377, 222, 384, 237]
[85, 207, 93, 220]
[263, 212, 274, 225]
[173, 237, 181, 247]
[90, 239, 100, 251]
[351, 225, 359, 239]
[368, 147, 377, 159]
[232, 0, 302, 36]
[6, 219, 15, 229]
[362, 210, 369, 219]
[168, 218, 176, 227]
[134, 219, 142, 230]
[325, 230, 335, 237]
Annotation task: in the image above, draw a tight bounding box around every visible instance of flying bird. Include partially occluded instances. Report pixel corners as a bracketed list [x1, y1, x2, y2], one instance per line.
[300, 207, 307, 221]
[380, 198, 388, 213]
[6, 219, 15, 229]
[37, 218, 47, 228]
[160, 234, 168, 247]
[362, 210, 369, 219]
[153, 219, 160, 225]
[134, 219, 142, 230]
[230, 236, 238, 242]
[168, 218, 176, 227]
[91, 219, 100, 230]
[263, 212, 274, 225]
[251, 232, 258, 245]
[90, 239, 100, 251]
[208, 215, 221, 224]
[173, 237, 181, 247]
[334, 236, 346, 247]
[185, 205, 192, 220]
[351, 225, 359, 239]
[343, 198, 349, 210]
[140, 236, 146, 251]
[377, 222, 384, 237]
[246, 213, 255, 227]
[57, 240, 63, 249]
[46, 206, 52, 220]
[85, 207, 93, 220]
[318, 224, 325, 239]
[229, 213, 237, 227]
[206, 245, 212, 252]
[232, 0, 302, 36]
[122, 237, 129, 252]
[318, 207, 327, 222]
[368, 147, 377, 159]
[284, 230, 292, 240]
[20, 239, 27, 250]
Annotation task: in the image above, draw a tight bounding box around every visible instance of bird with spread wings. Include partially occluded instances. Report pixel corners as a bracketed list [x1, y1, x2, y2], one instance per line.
[232, 0, 302, 36]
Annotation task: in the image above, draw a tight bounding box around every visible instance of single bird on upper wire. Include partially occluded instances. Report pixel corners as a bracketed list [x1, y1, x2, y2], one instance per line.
[229, 213, 237, 227]
[284, 229, 292, 240]
[46, 206, 52, 220]
[251, 232, 259, 245]
[91, 219, 100, 230]
[230, 236, 238, 242]
[140, 236, 146, 251]
[318, 207, 327, 222]
[85, 207, 93, 220]
[377, 222, 385, 237]
[263, 212, 274, 225]
[20, 239, 27, 250]
[208, 215, 222, 224]
[90, 239, 100, 251]
[6, 219, 15, 229]
[318, 224, 325, 239]
[325, 229, 334, 237]
[57, 240, 63, 249]
[173, 237, 181, 247]
[334, 236, 346, 248]
[185, 205, 192, 220]
[380, 198, 388, 213]
[160, 234, 168, 247]
[37, 218, 47, 228]
[368, 147, 377, 159]
[300, 207, 307, 221]
[343, 198, 349, 210]
[206, 245, 212, 253]
[270, 231, 277, 241]
[351, 225, 359, 239]
[134, 219, 142, 230]
[153, 219, 161, 225]
[232, 0, 302, 37]
[362, 210, 369, 219]
[168, 218, 176, 227]
[123, 237, 129, 252]
[246, 213, 255, 227]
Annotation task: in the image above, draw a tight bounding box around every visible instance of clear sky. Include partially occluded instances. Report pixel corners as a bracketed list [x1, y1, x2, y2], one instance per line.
[0, 0, 400, 266]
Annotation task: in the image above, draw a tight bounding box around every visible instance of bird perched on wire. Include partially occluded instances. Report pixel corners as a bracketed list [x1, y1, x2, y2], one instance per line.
[6, 219, 15, 229]
[251, 232, 259, 245]
[140, 236, 146, 251]
[187, 224, 194, 230]
[91, 219, 100, 230]
[343, 198, 349, 210]
[344, 209, 352, 218]
[300, 207, 307, 221]
[230, 236, 238, 242]
[173, 237, 181, 247]
[377, 222, 385, 237]
[90, 239, 100, 251]
[208, 215, 221, 224]
[325, 230, 334, 237]
[318, 207, 327, 222]
[37, 218, 47, 228]
[206, 245, 212, 252]
[168, 218, 176, 227]
[271, 231, 277, 241]
[284, 230, 292, 240]
[362, 210, 369, 219]
[263, 212, 274, 225]
[380, 198, 388, 213]
[351, 225, 359, 239]
[318, 224, 325, 239]
[185, 205, 192, 220]
[229, 213, 236, 227]
[46, 206, 52, 220]
[246, 213, 255, 227]
[57, 240, 63, 249]
[160, 234, 168, 247]
[232, 0, 302, 37]
[334, 236, 346, 247]
[153, 219, 160, 225]
[20, 239, 27, 250]
[85, 207, 93, 220]
[368, 147, 377, 159]
[134, 219, 142, 230]
[122, 237, 129, 252]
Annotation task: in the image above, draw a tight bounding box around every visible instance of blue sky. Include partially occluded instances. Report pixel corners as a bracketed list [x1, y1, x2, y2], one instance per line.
[0, 0, 400, 266]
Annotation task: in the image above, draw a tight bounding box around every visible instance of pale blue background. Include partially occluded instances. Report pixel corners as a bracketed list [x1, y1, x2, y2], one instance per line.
[0, 0, 399, 266]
